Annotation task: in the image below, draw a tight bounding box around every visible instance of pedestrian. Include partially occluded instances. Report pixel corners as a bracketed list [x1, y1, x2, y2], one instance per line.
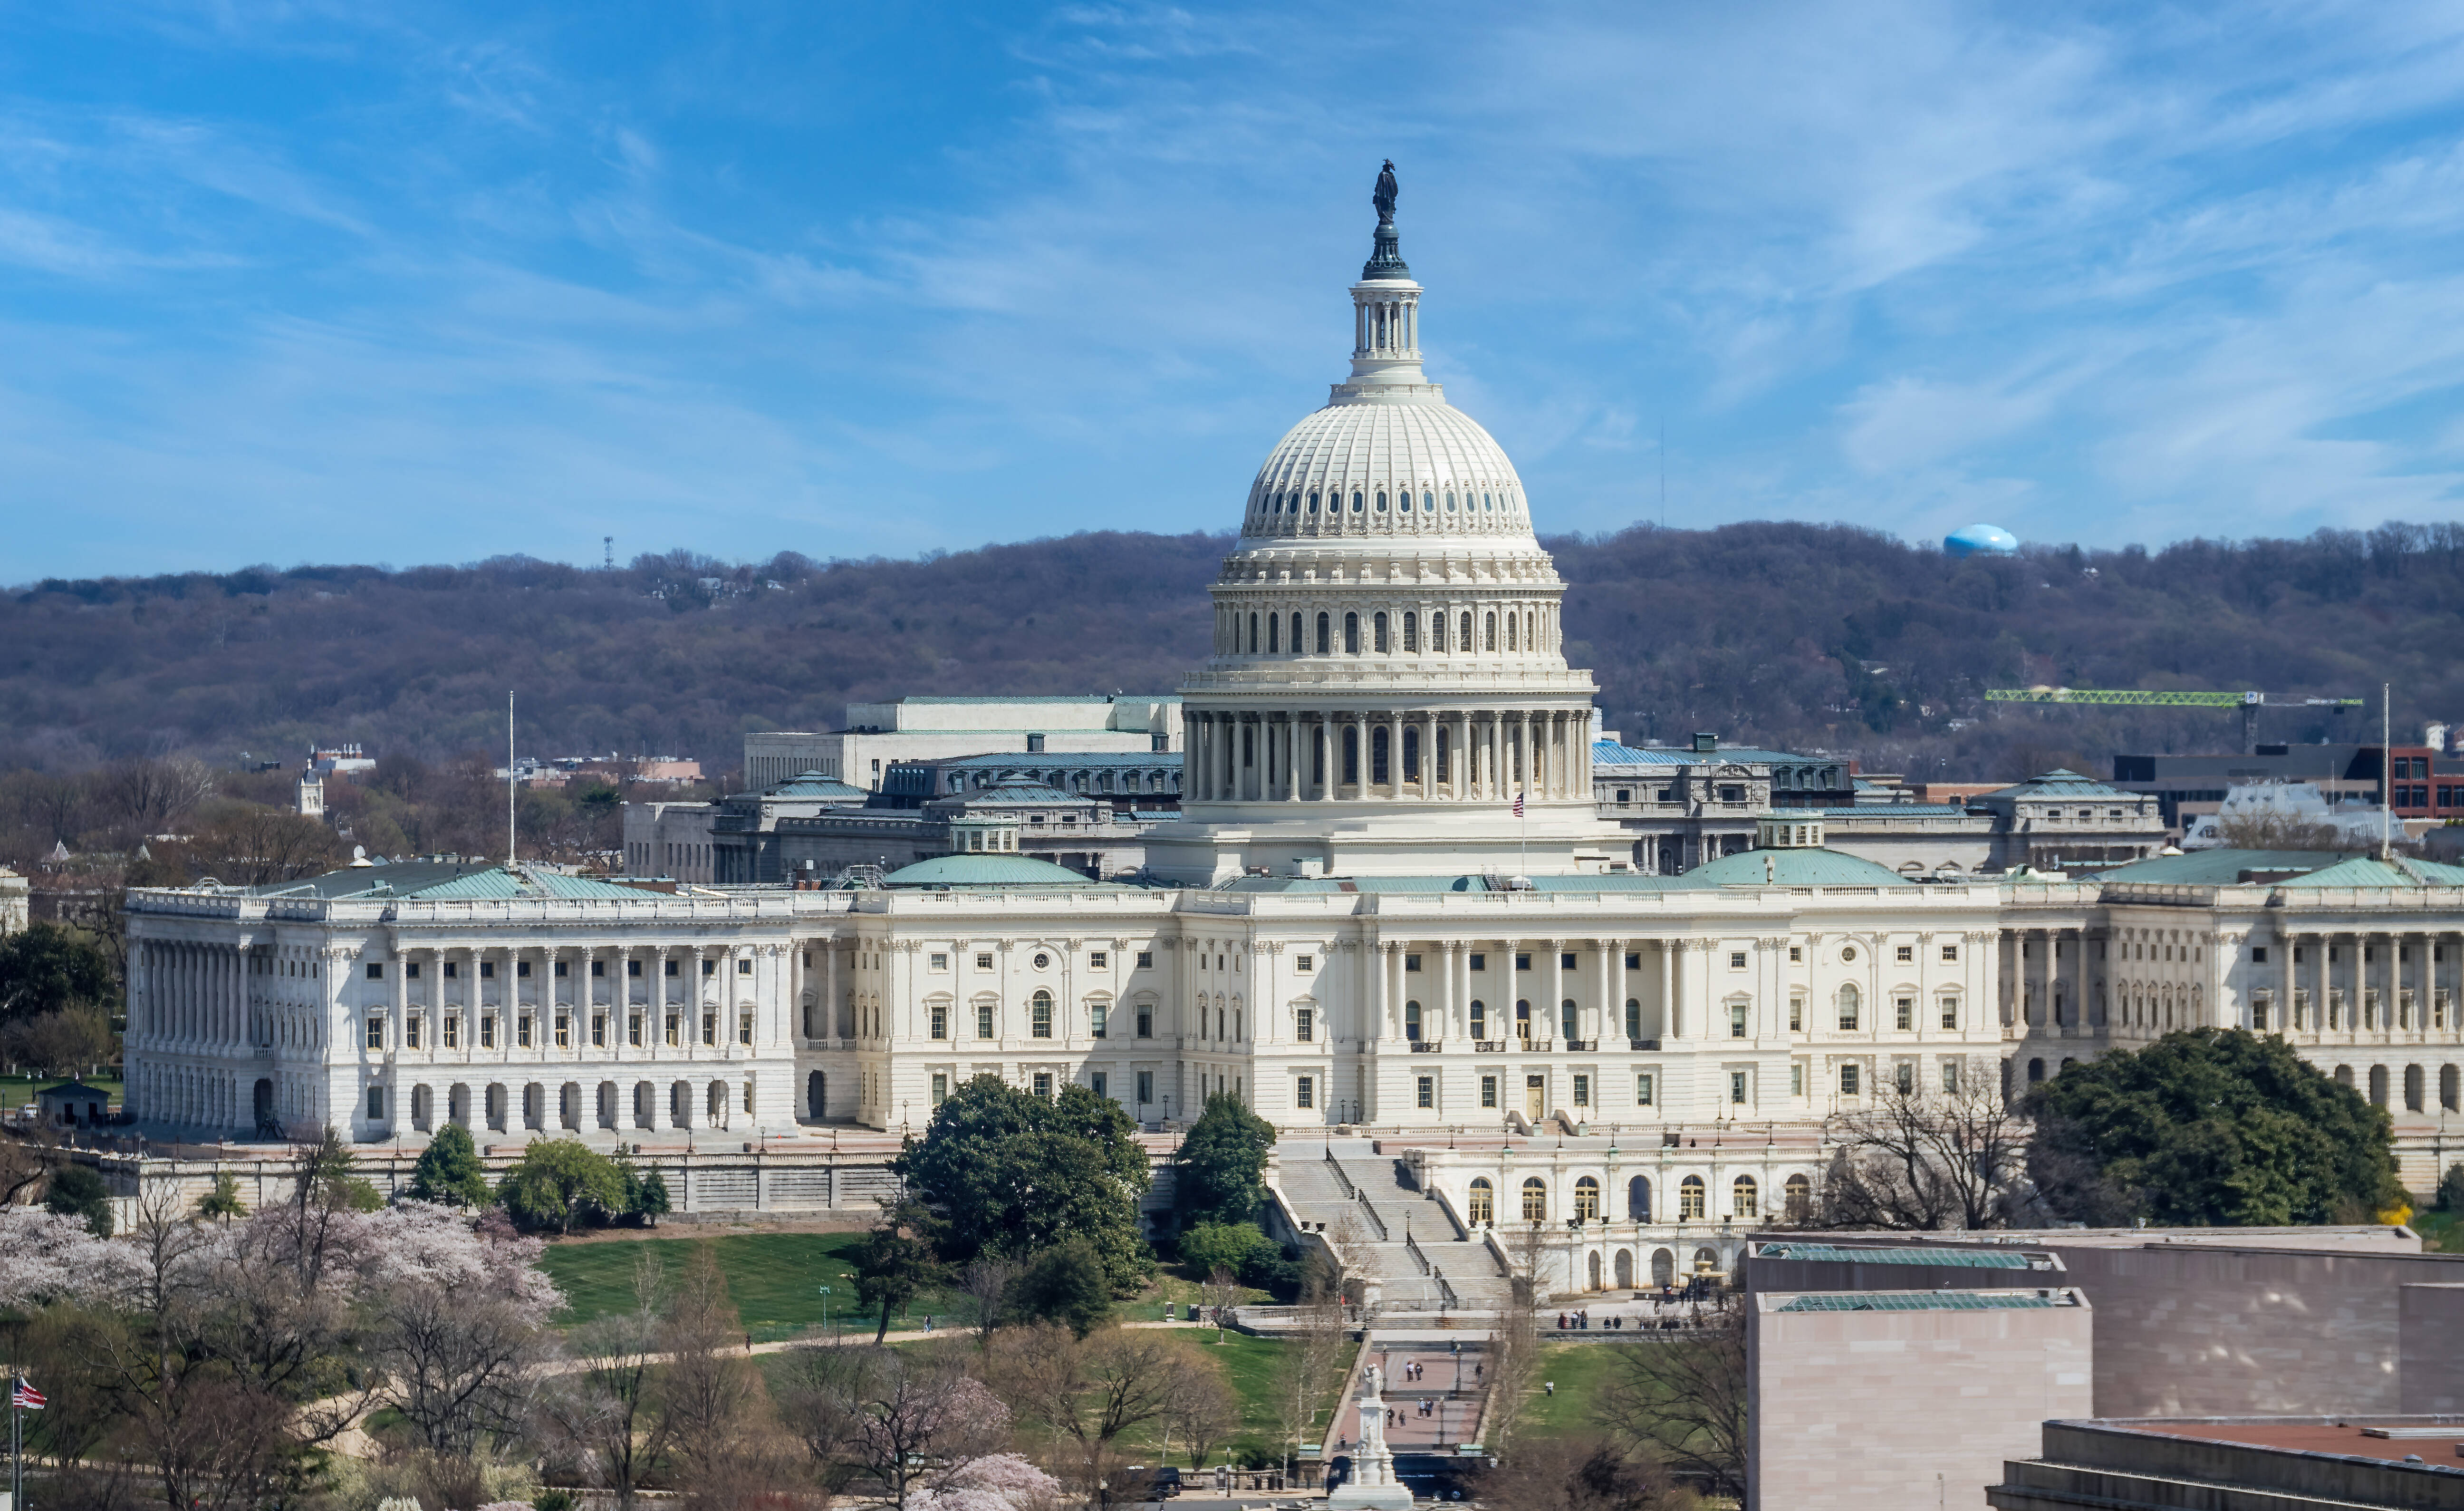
[1544, 1380, 1555, 1397]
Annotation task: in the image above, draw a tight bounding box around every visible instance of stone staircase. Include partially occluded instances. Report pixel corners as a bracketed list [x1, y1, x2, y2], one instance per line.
[1275, 1139, 1517, 1313]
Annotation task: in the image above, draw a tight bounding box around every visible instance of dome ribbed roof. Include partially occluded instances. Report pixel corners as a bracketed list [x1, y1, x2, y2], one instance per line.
[1240, 401, 1531, 542]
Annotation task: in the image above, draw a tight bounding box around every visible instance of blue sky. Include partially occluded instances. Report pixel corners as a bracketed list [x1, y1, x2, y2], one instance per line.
[7, 2, 2464, 580]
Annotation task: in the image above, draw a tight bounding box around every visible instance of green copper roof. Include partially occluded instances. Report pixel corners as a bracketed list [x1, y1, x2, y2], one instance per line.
[764, 770, 870, 800]
[1984, 769, 2133, 798]
[1678, 847, 1912, 888]
[242, 862, 651, 901]
[2276, 855, 2464, 889]
[881, 854, 1123, 889]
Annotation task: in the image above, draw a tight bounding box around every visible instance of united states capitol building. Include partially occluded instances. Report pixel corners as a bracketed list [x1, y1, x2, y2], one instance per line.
[121, 175, 2464, 1293]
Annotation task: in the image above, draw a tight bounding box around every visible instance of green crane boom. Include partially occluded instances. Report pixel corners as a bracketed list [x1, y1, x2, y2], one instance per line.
[1984, 688, 2365, 755]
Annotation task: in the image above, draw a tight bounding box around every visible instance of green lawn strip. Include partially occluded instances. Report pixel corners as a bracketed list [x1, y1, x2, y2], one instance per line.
[539, 1231, 971, 1341]
[1120, 1267, 1276, 1322]
[2415, 1208, 2460, 1253]
[1513, 1341, 1635, 1438]
[0, 1069, 124, 1111]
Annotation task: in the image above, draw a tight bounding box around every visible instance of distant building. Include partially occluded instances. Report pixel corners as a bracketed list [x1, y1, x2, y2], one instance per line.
[308, 743, 375, 775]
[297, 770, 325, 819]
[745, 695, 1183, 792]
[0, 867, 27, 936]
[2181, 780, 2388, 850]
[1992, 1417, 2464, 1511]
[878, 750, 1184, 814]
[1944, 523, 2020, 557]
[622, 800, 719, 882]
[1966, 770, 2165, 872]
[2113, 743, 2447, 832]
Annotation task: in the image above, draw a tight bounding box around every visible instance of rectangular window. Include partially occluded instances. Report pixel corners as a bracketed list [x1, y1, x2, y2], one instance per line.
[518, 1014, 533, 1048]
[480, 1015, 497, 1049]
[976, 952, 995, 970]
[1573, 1074, 1590, 1107]
[555, 1012, 570, 1047]
[1625, 952, 1641, 969]
[1788, 946, 1802, 963]
[1896, 1062, 1914, 1094]
[444, 1014, 462, 1049]
[701, 959, 715, 978]
[480, 961, 494, 979]
[1791, 1062, 1804, 1096]
[366, 963, 383, 980]
[1136, 951, 1154, 969]
[665, 959, 679, 978]
[2251, 947, 2268, 964]
[739, 1012, 753, 1046]
[365, 1016, 384, 1050]
[592, 1013, 607, 1047]
[1560, 951, 1577, 970]
[1405, 953, 1422, 971]
[626, 959, 639, 978]
[1416, 1075, 1434, 1109]
[1635, 1073, 1654, 1107]
[1295, 1007, 1314, 1042]
[1941, 998, 1958, 1030]
[1789, 996, 1804, 1031]
[1730, 1071, 1747, 1104]
[664, 1012, 681, 1046]
[1941, 944, 1959, 962]
[1729, 1003, 1747, 1038]
[444, 962, 458, 979]
[1138, 1070, 1155, 1104]
[1840, 1063, 1860, 1095]
[702, 1011, 717, 1046]
[1481, 1075, 1499, 1109]
[407, 962, 421, 979]
[1032, 1072, 1053, 1099]
[932, 1072, 948, 1105]
[589, 959, 603, 978]
[517, 959, 531, 978]
[737, 957, 752, 975]
[1090, 951, 1108, 970]
[366, 1086, 385, 1120]
[1515, 953, 1531, 971]
[1295, 1075, 1314, 1110]
[930, 1005, 947, 1039]
[1136, 1006, 1153, 1038]
[978, 1004, 995, 1038]
[1470, 952, 1487, 971]
[1032, 998, 1053, 1037]
[1091, 1003, 1109, 1039]
[1296, 954, 1314, 973]
[1896, 945, 1913, 963]
[1943, 1060, 1960, 1094]
[1092, 1071, 1108, 1099]
[1728, 951, 1747, 970]
[1895, 997, 1913, 1031]
[408, 1017, 423, 1048]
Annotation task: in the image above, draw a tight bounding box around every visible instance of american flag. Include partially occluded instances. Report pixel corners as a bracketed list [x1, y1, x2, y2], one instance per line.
[11, 1379, 43, 1410]
[1512, 790, 1524, 818]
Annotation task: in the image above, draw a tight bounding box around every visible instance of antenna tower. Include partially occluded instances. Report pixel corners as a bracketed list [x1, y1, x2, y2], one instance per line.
[603, 535, 614, 570]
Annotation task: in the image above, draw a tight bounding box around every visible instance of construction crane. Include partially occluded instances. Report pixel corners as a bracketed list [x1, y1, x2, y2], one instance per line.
[1984, 688, 2366, 755]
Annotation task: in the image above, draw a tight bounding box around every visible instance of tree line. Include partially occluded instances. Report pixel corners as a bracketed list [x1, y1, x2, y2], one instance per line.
[8, 520, 2464, 794]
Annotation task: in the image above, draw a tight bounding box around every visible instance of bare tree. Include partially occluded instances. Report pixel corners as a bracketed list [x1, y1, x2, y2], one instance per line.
[1819, 1061, 2031, 1231]
[959, 1254, 1018, 1350]
[786, 1342, 1009, 1509]
[1595, 1299, 1746, 1501]
[1481, 1435, 1700, 1511]
[1163, 1361, 1238, 1472]
[368, 1280, 544, 1459]
[1201, 1264, 1242, 1343]
[537, 1252, 672, 1511]
[1271, 1283, 1351, 1474]
[659, 1243, 772, 1496]
[99, 758, 214, 838]
[995, 1323, 1191, 1501]
[1478, 1221, 1549, 1456]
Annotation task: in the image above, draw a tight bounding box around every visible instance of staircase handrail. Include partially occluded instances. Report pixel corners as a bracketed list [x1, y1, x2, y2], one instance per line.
[1403, 1226, 1432, 1276]
[1355, 1187, 1389, 1241]
[1321, 1146, 1357, 1199]
[1432, 1265, 1462, 1310]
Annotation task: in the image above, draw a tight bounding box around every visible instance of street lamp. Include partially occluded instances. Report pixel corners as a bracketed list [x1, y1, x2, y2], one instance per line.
[817, 1285, 833, 1342]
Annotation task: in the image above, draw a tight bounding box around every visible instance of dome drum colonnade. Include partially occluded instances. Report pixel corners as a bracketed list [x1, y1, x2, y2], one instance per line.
[1184, 706, 1588, 806]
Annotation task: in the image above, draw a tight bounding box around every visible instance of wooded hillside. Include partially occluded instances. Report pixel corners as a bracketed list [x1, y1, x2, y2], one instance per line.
[5, 520, 2460, 806]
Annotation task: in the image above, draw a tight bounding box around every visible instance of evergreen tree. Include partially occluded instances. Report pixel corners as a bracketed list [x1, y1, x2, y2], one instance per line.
[45, 1163, 113, 1237]
[1006, 1237, 1113, 1337]
[495, 1138, 627, 1235]
[407, 1122, 492, 1207]
[1173, 1092, 1276, 1227]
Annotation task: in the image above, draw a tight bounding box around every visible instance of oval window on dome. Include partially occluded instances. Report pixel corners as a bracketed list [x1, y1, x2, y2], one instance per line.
[1398, 490, 1411, 513]
[1308, 491, 1319, 512]
[1423, 491, 1434, 511]
[1446, 491, 1456, 510]
[1352, 491, 1364, 513]
[1483, 492, 1493, 509]
[1375, 491, 1387, 512]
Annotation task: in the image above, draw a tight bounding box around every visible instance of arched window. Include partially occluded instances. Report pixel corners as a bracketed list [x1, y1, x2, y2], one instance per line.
[1316, 612, 1331, 654]
[1404, 1001, 1422, 1041]
[1344, 612, 1360, 653]
[1030, 989, 1053, 1039]
[2445, 1064, 2461, 1113]
[1627, 1175, 1651, 1221]
[1308, 490, 1319, 512]
[1401, 489, 1413, 513]
[1625, 998, 1641, 1040]
[1483, 492, 1493, 509]
[1375, 490, 1387, 512]
[1401, 612, 1417, 651]
[1574, 1176, 1600, 1220]
[1837, 983, 1860, 1031]
[1373, 611, 1388, 652]
[2406, 1063, 2426, 1112]
[1468, 1177, 1494, 1225]
[1290, 612, 1304, 652]
[1432, 613, 1447, 651]
[1402, 726, 1420, 782]
[1423, 490, 1434, 511]
[1484, 612, 1497, 650]
[1507, 613, 1518, 651]
[1521, 1177, 1547, 1221]
[2027, 1057, 2045, 1083]
[2335, 1064, 2354, 1087]
[1446, 490, 1457, 510]
[2369, 1065, 2390, 1106]
[1460, 611, 1473, 650]
[1515, 999, 1532, 1040]
[1372, 726, 1391, 785]
[1267, 614, 1280, 653]
[1678, 1176, 1705, 1220]
[1247, 613, 1258, 652]
[1561, 1000, 1578, 1041]
[1732, 1176, 1758, 1218]
[1784, 1173, 1812, 1222]
[1469, 999, 1488, 1038]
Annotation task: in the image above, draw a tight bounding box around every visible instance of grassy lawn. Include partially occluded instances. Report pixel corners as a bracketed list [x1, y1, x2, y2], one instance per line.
[1514, 1341, 1632, 1437]
[539, 1231, 970, 1342]
[0, 1069, 123, 1112]
[2415, 1207, 2459, 1252]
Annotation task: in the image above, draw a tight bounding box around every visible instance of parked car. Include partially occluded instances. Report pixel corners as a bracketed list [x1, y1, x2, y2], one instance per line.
[1116, 1464, 1180, 1500]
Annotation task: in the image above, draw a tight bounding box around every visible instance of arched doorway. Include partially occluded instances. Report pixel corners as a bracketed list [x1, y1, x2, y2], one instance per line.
[808, 1070, 827, 1120]
[1587, 1251, 1603, 1291]
[1614, 1249, 1635, 1289]
[252, 1078, 274, 1134]
[1650, 1248, 1675, 1288]
[1627, 1175, 1651, 1222]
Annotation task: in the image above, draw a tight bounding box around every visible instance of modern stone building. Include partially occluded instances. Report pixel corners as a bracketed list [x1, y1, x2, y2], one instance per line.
[745, 696, 1183, 792]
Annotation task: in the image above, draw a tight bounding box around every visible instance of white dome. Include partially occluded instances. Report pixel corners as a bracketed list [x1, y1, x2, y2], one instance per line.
[1241, 399, 1532, 542]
